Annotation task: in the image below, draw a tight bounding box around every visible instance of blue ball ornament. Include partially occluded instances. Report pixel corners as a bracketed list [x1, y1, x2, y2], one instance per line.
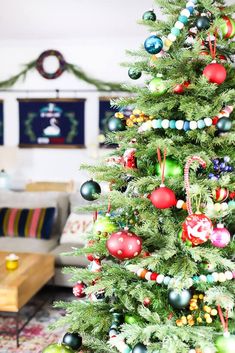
[144, 35, 163, 54]
[213, 159, 219, 165]
[168, 289, 192, 309]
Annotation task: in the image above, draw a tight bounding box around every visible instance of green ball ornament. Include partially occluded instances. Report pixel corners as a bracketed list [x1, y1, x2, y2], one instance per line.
[80, 180, 101, 201]
[168, 289, 192, 309]
[128, 68, 142, 80]
[93, 215, 118, 234]
[149, 77, 167, 96]
[124, 313, 140, 324]
[42, 343, 75, 353]
[156, 158, 182, 178]
[216, 333, 235, 353]
[108, 117, 126, 132]
[142, 10, 156, 21]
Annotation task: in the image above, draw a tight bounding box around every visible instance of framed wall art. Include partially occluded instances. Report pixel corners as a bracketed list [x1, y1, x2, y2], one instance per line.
[18, 98, 85, 148]
[0, 101, 3, 145]
[98, 96, 119, 148]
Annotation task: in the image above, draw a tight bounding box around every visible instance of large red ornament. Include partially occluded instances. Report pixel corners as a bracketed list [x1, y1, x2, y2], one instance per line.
[73, 281, 87, 298]
[203, 63, 227, 85]
[106, 230, 142, 260]
[150, 185, 177, 209]
[181, 214, 213, 246]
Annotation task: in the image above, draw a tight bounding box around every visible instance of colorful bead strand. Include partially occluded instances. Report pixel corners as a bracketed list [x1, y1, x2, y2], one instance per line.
[160, 1, 198, 55]
[127, 265, 235, 287]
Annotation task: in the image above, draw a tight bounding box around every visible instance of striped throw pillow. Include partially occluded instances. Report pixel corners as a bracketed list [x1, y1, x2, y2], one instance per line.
[0, 207, 56, 239]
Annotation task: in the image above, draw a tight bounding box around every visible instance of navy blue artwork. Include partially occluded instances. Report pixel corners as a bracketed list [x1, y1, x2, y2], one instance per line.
[18, 99, 85, 148]
[99, 97, 119, 148]
[0, 101, 3, 145]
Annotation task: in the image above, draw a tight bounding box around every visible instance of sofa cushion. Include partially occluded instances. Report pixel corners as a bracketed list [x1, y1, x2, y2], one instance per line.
[0, 190, 70, 234]
[0, 207, 56, 239]
[60, 212, 93, 245]
[0, 236, 58, 253]
[50, 243, 90, 267]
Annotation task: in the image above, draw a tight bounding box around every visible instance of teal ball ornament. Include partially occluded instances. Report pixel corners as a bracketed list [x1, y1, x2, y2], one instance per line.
[216, 118, 232, 132]
[108, 116, 126, 132]
[80, 180, 101, 201]
[168, 289, 192, 309]
[196, 16, 210, 30]
[156, 158, 182, 177]
[62, 332, 82, 350]
[149, 77, 167, 96]
[142, 10, 156, 21]
[216, 334, 235, 353]
[132, 343, 147, 353]
[144, 35, 163, 54]
[128, 68, 142, 80]
[42, 343, 75, 353]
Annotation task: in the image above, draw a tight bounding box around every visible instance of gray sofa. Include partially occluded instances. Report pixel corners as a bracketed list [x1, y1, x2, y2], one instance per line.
[0, 190, 90, 287]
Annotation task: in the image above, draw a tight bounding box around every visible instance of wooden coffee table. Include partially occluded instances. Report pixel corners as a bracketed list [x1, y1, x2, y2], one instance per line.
[0, 251, 55, 346]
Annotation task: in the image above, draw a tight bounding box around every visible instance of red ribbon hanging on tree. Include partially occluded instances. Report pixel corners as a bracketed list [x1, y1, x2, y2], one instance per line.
[157, 148, 167, 186]
[93, 210, 98, 222]
[208, 34, 217, 60]
[217, 305, 229, 333]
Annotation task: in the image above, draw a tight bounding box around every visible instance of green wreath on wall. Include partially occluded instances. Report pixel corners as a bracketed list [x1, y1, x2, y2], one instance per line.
[0, 50, 126, 91]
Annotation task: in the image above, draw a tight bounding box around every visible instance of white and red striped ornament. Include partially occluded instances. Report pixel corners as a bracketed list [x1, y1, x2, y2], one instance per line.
[212, 188, 229, 202]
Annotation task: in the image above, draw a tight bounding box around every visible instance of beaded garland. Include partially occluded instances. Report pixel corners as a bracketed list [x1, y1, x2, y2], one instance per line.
[154, 0, 198, 57]
[127, 265, 235, 287]
[115, 106, 233, 132]
[138, 106, 233, 133]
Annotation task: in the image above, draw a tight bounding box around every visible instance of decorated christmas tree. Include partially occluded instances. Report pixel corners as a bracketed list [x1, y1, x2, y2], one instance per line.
[44, 1, 235, 353]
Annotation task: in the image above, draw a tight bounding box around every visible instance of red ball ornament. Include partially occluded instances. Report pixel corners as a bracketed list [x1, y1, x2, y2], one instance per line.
[173, 84, 184, 94]
[143, 297, 151, 307]
[181, 213, 213, 246]
[73, 281, 87, 298]
[150, 185, 177, 209]
[203, 63, 227, 85]
[106, 230, 142, 260]
[212, 187, 229, 202]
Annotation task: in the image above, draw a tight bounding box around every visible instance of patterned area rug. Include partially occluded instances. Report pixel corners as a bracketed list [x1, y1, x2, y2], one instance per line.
[0, 286, 73, 353]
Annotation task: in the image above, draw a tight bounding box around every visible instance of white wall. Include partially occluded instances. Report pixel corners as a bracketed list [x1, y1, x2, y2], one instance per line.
[0, 38, 142, 187]
[0, 0, 151, 188]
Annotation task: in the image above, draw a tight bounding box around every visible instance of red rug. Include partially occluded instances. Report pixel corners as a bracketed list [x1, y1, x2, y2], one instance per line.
[0, 287, 72, 353]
